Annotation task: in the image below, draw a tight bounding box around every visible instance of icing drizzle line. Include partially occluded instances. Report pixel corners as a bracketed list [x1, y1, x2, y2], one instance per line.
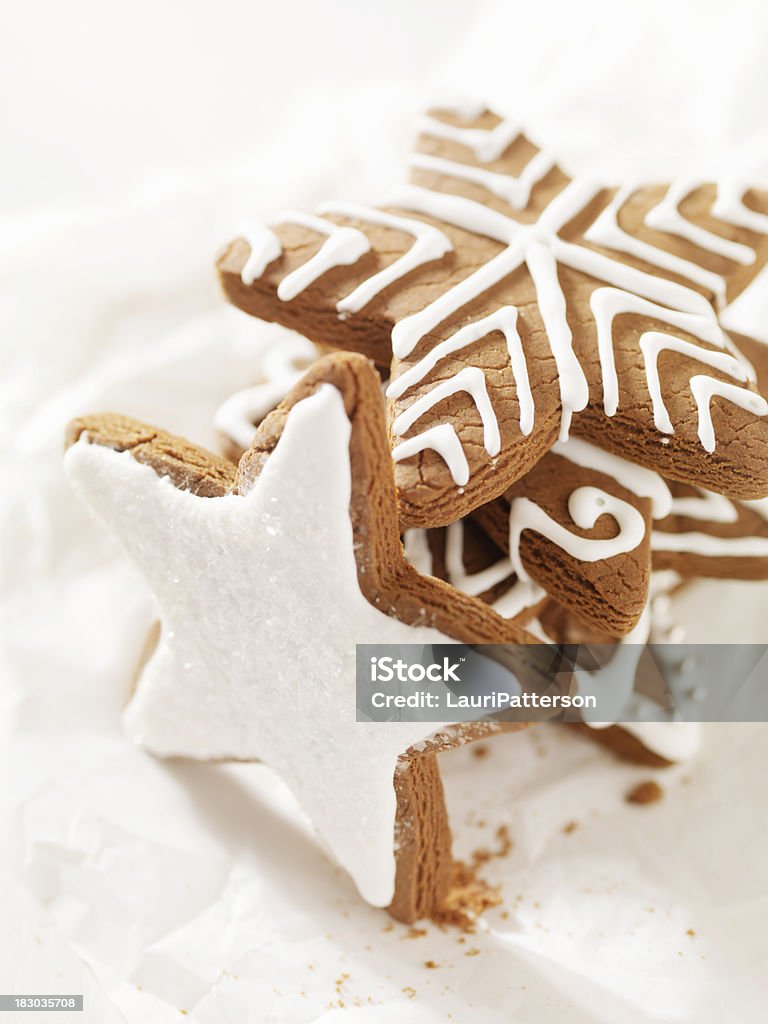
[214, 336, 318, 451]
[317, 202, 452, 315]
[651, 487, 768, 560]
[402, 523, 546, 618]
[416, 114, 521, 162]
[410, 149, 556, 210]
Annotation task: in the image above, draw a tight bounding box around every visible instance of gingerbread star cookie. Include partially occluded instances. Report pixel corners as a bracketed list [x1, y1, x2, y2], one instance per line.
[218, 106, 768, 528]
[65, 352, 557, 921]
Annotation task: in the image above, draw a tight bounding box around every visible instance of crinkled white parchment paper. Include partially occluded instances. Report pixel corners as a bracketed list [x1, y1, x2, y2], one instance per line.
[2, 1, 768, 1020]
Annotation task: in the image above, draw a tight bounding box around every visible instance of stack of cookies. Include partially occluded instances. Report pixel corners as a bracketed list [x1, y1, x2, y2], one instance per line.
[65, 107, 768, 922]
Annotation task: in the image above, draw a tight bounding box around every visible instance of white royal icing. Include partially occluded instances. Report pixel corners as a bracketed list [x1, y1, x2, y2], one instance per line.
[416, 113, 521, 162]
[639, 331, 761, 449]
[644, 181, 757, 266]
[409, 148, 555, 210]
[622, 722, 702, 762]
[712, 182, 768, 235]
[214, 335, 318, 451]
[652, 488, 768, 559]
[239, 220, 282, 286]
[667, 487, 739, 524]
[688, 375, 768, 453]
[741, 497, 768, 521]
[274, 211, 371, 301]
[589, 287, 731, 417]
[386, 180, 595, 442]
[489, 579, 547, 619]
[392, 424, 470, 487]
[651, 530, 768, 558]
[318, 202, 452, 315]
[402, 528, 433, 575]
[443, 520, 513, 597]
[387, 307, 534, 435]
[585, 185, 729, 309]
[507, 486, 646, 582]
[387, 173, 760, 463]
[391, 366, 501, 458]
[402, 523, 546, 618]
[552, 436, 673, 519]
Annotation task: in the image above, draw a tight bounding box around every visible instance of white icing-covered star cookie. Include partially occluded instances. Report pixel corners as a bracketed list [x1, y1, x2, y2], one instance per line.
[64, 353, 540, 912]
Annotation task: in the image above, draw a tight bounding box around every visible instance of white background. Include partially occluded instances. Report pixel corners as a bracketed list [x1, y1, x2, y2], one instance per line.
[2, 1, 768, 1021]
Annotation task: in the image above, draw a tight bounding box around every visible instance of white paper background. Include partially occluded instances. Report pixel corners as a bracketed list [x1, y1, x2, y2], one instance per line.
[3, 1, 768, 1020]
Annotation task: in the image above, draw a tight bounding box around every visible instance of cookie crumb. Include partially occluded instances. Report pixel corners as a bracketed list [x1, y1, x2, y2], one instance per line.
[626, 780, 663, 805]
[403, 987, 417, 1000]
[431, 861, 502, 932]
[471, 744, 490, 759]
[471, 824, 513, 866]
[464, 948, 481, 957]
[563, 820, 578, 834]
[403, 927, 427, 939]
[687, 928, 696, 938]
[424, 960, 440, 969]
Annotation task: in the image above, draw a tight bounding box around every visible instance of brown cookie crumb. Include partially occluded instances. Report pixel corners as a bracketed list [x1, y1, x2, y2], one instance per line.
[563, 820, 579, 834]
[431, 860, 502, 932]
[626, 780, 664, 805]
[471, 743, 490, 759]
[471, 824, 513, 866]
[423, 960, 440, 969]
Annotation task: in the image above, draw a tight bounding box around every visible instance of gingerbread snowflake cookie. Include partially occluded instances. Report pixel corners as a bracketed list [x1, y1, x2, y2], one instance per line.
[218, 107, 768, 528]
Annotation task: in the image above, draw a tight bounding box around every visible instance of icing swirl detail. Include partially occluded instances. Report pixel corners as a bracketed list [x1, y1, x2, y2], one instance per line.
[508, 486, 646, 582]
